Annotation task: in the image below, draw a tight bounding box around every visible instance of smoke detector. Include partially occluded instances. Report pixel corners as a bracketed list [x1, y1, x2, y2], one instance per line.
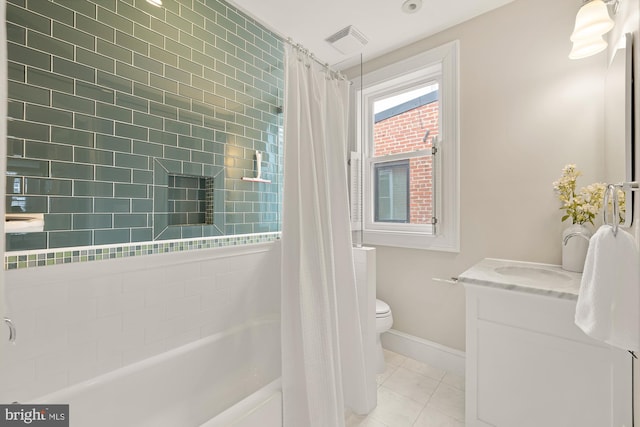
[402, 0, 422, 14]
[325, 25, 368, 55]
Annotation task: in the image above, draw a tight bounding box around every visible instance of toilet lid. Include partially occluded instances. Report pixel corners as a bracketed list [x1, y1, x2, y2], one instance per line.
[376, 299, 391, 317]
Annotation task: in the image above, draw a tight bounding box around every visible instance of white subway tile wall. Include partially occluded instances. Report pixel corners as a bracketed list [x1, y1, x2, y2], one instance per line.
[0, 241, 281, 402]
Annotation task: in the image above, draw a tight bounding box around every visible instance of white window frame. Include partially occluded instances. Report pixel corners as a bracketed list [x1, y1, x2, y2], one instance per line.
[352, 41, 460, 252]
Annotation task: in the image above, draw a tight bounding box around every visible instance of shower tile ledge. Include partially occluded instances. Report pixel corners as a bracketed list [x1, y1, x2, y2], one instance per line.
[5, 232, 281, 271]
[458, 258, 582, 300]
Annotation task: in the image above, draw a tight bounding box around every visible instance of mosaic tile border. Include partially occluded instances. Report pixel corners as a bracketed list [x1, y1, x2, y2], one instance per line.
[5, 232, 281, 270]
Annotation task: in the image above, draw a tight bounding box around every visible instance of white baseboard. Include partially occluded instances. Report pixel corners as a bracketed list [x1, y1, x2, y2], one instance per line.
[381, 329, 465, 376]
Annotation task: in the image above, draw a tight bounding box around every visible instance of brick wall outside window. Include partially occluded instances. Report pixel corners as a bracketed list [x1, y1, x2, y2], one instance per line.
[373, 101, 438, 224]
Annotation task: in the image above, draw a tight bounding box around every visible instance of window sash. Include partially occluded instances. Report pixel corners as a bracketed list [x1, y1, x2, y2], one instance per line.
[374, 160, 410, 223]
[366, 153, 434, 234]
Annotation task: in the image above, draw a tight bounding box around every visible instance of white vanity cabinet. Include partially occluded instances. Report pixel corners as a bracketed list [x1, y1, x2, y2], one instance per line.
[460, 259, 632, 427]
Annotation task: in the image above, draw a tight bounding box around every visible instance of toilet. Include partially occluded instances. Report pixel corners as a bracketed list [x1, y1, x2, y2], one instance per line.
[375, 298, 393, 373]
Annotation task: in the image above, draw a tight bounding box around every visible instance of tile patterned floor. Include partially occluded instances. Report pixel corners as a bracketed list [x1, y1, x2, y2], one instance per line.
[346, 349, 465, 427]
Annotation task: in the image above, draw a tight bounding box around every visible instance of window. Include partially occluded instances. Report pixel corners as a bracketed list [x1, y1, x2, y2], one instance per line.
[375, 160, 409, 223]
[352, 41, 459, 251]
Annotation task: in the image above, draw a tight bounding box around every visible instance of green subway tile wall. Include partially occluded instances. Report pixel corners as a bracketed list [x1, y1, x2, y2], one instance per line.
[6, 0, 283, 251]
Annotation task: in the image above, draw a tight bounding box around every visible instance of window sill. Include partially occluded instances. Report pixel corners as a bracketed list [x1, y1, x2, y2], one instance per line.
[363, 229, 459, 252]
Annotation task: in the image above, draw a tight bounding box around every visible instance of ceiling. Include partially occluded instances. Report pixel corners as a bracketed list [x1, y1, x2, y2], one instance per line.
[227, 0, 516, 70]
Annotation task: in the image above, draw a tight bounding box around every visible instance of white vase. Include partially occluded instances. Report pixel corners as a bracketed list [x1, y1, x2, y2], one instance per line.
[561, 223, 592, 273]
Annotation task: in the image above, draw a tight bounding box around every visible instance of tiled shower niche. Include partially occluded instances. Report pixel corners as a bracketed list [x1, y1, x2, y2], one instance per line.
[153, 158, 224, 239]
[168, 175, 209, 225]
[5, 0, 284, 252]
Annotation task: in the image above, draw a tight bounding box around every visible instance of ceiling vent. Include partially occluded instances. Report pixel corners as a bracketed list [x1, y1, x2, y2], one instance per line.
[325, 25, 368, 55]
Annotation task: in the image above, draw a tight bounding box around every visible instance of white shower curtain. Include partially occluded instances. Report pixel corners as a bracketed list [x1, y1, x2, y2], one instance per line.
[281, 45, 369, 427]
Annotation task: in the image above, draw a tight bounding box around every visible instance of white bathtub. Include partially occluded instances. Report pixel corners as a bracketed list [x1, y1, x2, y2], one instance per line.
[33, 318, 282, 427]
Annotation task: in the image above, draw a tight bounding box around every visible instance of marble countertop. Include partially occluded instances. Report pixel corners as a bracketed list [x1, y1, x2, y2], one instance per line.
[458, 258, 583, 300]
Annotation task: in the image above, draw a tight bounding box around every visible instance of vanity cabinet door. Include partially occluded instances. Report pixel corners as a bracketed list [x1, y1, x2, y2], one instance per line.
[465, 284, 631, 427]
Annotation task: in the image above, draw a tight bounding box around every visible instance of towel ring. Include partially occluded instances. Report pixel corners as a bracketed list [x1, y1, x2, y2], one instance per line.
[4, 317, 16, 343]
[603, 184, 620, 237]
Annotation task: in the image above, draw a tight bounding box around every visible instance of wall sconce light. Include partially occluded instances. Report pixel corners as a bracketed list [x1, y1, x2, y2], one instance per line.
[569, 35, 609, 59]
[569, 0, 619, 59]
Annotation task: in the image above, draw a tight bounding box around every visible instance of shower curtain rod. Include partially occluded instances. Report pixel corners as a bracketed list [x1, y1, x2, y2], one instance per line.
[284, 37, 349, 82]
[228, 2, 349, 80]
[229, 3, 349, 80]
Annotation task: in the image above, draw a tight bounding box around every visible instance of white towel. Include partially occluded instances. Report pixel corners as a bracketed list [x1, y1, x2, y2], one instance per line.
[575, 225, 640, 352]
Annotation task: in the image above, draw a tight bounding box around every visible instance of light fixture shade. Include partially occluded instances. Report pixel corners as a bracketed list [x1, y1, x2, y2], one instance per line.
[570, 0, 614, 41]
[569, 35, 608, 59]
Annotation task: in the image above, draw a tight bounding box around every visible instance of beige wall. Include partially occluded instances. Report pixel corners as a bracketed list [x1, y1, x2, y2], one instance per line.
[346, 0, 607, 352]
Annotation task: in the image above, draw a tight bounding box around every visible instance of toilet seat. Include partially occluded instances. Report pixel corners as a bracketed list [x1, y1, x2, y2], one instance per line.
[374, 298, 393, 373]
[376, 299, 391, 318]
